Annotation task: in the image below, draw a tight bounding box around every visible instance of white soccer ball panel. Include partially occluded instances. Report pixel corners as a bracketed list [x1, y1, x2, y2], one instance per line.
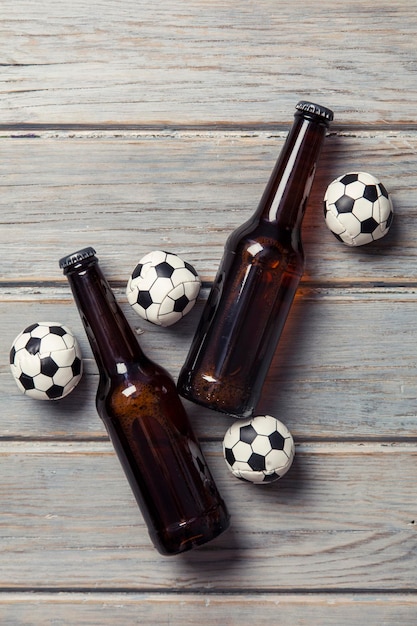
[324, 181, 345, 204]
[140, 250, 167, 266]
[33, 373, 56, 392]
[62, 333, 76, 349]
[158, 310, 183, 327]
[51, 346, 76, 368]
[39, 334, 67, 355]
[13, 332, 31, 352]
[337, 212, 362, 236]
[378, 196, 394, 222]
[139, 260, 153, 276]
[353, 232, 374, 246]
[157, 284, 189, 317]
[345, 180, 367, 200]
[143, 302, 162, 322]
[62, 379, 82, 398]
[10, 362, 22, 380]
[149, 277, 174, 303]
[352, 197, 373, 220]
[26, 388, 51, 401]
[232, 440, 252, 463]
[126, 284, 139, 307]
[183, 280, 201, 300]
[53, 366, 76, 387]
[325, 210, 346, 236]
[165, 252, 185, 269]
[236, 469, 267, 484]
[265, 447, 293, 475]
[171, 267, 197, 288]
[18, 353, 42, 377]
[250, 435, 272, 456]
[135, 267, 158, 291]
[30, 325, 50, 339]
[232, 461, 255, 476]
[251, 415, 284, 436]
[368, 225, 386, 242]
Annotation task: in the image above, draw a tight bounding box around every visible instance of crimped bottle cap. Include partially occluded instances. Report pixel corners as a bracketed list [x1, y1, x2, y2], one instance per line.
[295, 101, 334, 122]
[59, 246, 96, 269]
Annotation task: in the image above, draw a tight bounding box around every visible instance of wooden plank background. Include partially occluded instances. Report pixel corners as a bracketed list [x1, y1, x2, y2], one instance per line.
[1, 1, 417, 624]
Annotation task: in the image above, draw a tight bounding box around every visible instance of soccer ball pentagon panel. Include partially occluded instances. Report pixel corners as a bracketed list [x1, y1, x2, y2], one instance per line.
[9, 322, 83, 400]
[126, 250, 201, 327]
[324, 172, 394, 246]
[223, 415, 295, 484]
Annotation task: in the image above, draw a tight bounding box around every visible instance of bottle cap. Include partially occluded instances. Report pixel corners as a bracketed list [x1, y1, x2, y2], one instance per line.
[59, 246, 96, 270]
[295, 101, 334, 122]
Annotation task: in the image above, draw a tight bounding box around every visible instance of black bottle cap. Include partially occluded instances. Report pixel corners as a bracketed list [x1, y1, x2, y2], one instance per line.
[295, 101, 334, 122]
[59, 246, 97, 270]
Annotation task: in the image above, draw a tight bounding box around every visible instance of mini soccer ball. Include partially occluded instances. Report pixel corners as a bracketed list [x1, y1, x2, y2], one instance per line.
[9, 322, 83, 400]
[223, 415, 295, 484]
[324, 172, 394, 246]
[126, 250, 201, 327]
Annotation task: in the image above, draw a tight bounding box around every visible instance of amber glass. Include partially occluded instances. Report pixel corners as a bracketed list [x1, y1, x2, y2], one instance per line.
[177, 102, 333, 418]
[59, 248, 230, 556]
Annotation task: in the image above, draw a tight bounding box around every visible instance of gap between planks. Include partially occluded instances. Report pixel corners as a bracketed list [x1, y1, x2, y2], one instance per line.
[1, 126, 417, 139]
[3, 284, 417, 301]
[0, 440, 416, 455]
[1, 589, 417, 598]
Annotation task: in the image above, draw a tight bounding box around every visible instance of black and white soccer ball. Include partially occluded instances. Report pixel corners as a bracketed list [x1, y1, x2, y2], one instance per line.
[324, 172, 394, 246]
[126, 250, 201, 327]
[9, 322, 83, 400]
[223, 415, 295, 484]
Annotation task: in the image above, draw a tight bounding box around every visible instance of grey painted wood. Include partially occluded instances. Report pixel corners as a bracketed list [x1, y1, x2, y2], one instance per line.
[2, 0, 417, 622]
[1, 441, 416, 590]
[2, 593, 417, 626]
[2, 288, 417, 440]
[0, 131, 413, 283]
[1, 1, 416, 125]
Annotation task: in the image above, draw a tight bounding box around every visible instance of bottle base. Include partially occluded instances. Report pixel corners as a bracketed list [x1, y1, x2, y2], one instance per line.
[178, 380, 254, 420]
[150, 506, 231, 556]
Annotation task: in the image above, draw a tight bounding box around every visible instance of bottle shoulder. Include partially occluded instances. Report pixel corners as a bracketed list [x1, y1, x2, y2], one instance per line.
[97, 359, 192, 435]
[225, 217, 304, 263]
[97, 363, 178, 418]
[99, 359, 175, 399]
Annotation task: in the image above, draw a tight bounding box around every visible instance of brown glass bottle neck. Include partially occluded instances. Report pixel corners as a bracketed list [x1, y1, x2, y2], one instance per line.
[256, 113, 328, 229]
[66, 259, 145, 376]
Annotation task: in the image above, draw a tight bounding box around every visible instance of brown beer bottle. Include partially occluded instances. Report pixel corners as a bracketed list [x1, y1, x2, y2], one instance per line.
[177, 101, 333, 418]
[59, 247, 230, 556]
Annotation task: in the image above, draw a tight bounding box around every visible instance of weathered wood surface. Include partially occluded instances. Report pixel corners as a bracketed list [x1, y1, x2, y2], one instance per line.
[0, 131, 415, 282]
[1, 0, 416, 126]
[2, 593, 417, 626]
[2, 288, 417, 440]
[2, 0, 417, 623]
[1, 441, 416, 590]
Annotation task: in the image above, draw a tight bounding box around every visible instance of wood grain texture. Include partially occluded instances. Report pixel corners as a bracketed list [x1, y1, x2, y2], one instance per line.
[2, 288, 417, 440]
[1, 0, 416, 125]
[0, 131, 414, 282]
[1, 593, 417, 626]
[1, 442, 416, 591]
[2, 0, 417, 622]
